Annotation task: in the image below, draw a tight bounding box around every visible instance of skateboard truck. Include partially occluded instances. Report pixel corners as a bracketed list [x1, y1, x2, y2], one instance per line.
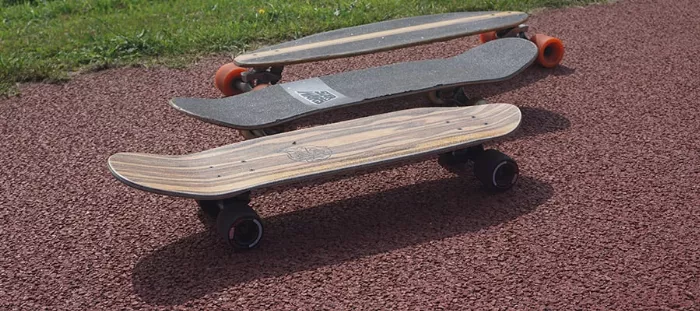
[232, 80, 253, 93]
[240, 66, 284, 85]
[219, 66, 285, 95]
[428, 87, 488, 107]
[497, 24, 529, 39]
[239, 127, 284, 140]
[197, 190, 251, 218]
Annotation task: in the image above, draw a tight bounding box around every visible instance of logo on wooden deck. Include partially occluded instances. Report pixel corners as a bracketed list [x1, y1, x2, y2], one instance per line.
[284, 146, 332, 162]
[295, 90, 337, 105]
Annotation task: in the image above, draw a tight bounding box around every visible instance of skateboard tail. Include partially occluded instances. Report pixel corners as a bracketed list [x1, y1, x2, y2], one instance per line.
[107, 150, 259, 199]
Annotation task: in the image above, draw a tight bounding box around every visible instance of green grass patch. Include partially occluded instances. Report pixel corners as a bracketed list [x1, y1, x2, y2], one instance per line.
[1, 0, 605, 96]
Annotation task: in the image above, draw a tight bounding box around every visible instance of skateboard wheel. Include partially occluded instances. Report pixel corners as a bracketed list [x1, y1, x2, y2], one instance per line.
[530, 34, 564, 68]
[479, 31, 498, 43]
[214, 63, 248, 96]
[216, 201, 263, 250]
[473, 149, 519, 192]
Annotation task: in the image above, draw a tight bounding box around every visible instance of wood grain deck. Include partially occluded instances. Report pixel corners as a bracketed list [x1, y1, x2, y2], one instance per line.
[108, 104, 521, 200]
[233, 11, 527, 67]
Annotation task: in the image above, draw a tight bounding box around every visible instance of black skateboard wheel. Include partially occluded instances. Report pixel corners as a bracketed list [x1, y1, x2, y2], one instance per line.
[216, 201, 264, 251]
[473, 149, 519, 192]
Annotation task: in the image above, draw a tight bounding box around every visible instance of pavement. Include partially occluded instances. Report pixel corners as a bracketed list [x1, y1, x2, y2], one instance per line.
[1, 0, 699, 309]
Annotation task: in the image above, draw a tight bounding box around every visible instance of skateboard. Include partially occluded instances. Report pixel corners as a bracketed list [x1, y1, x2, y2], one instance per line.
[213, 11, 564, 97]
[171, 37, 537, 139]
[108, 103, 522, 251]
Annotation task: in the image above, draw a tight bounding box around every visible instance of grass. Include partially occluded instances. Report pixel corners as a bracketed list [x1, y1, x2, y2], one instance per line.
[1, 0, 605, 96]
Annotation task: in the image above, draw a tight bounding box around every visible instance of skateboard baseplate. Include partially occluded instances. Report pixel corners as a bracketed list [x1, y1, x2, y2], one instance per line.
[172, 38, 537, 137]
[108, 104, 522, 250]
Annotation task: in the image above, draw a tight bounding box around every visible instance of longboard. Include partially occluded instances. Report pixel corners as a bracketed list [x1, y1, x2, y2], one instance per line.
[173, 38, 537, 136]
[233, 11, 528, 68]
[108, 104, 522, 250]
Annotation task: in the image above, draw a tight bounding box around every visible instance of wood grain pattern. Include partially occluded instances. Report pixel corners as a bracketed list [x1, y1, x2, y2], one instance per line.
[233, 11, 526, 66]
[108, 104, 521, 200]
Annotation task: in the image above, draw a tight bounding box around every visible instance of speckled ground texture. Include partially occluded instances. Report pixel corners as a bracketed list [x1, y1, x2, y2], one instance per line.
[2, 0, 699, 309]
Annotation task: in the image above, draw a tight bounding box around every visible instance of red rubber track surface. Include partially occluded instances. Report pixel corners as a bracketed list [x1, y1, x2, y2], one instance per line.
[2, 0, 700, 309]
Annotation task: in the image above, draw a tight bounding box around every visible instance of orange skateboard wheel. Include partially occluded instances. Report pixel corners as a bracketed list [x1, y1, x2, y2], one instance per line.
[530, 34, 564, 68]
[214, 63, 248, 96]
[479, 31, 498, 43]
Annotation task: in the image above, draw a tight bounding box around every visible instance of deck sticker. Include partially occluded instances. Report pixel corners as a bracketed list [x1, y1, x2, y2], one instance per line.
[283, 146, 333, 162]
[297, 90, 337, 105]
[282, 78, 356, 106]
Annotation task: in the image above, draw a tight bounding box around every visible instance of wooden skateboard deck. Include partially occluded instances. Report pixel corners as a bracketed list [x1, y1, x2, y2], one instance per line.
[172, 38, 536, 130]
[233, 11, 528, 67]
[108, 104, 521, 201]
